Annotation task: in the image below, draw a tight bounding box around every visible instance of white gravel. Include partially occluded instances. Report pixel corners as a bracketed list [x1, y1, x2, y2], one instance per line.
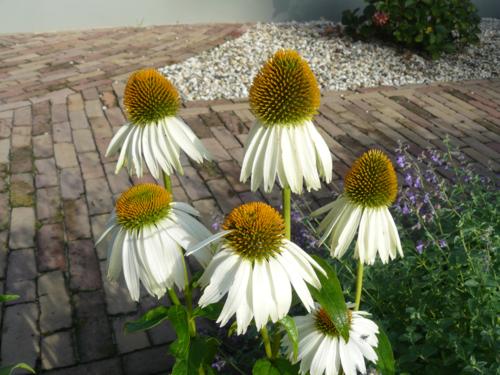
[160, 18, 500, 101]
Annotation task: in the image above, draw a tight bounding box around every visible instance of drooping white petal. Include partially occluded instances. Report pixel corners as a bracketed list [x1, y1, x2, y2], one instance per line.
[156, 122, 180, 174]
[250, 126, 272, 191]
[276, 252, 315, 311]
[198, 252, 240, 306]
[240, 121, 264, 182]
[281, 126, 303, 193]
[294, 124, 320, 192]
[149, 123, 173, 175]
[306, 120, 333, 182]
[262, 126, 279, 192]
[310, 337, 331, 375]
[106, 123, 132, 157]
[330, 202, 363, 259]
[115, 125, 136, 173]
[122, 233, 141, 301]
[171, 117, 210, 161]
[252, 260, 274, 330]
[217, 259, 252, 327]
[268, 257, 292, 318]
[141, 124, 159, 179]
[107, 229, 125, 281]
[186, 230, 232, 256]
[339, 339, 357, 375]
[198, 248, 232, 287]
[236, 264, 254, 335]
[170, 202, 200, 216]
[384, 207, 403, 258]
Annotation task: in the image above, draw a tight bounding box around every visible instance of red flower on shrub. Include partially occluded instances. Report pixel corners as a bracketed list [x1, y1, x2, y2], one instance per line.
[372, 11, 389, 27]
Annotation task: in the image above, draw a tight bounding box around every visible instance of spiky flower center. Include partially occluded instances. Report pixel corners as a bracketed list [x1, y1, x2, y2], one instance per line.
[115, 183, 172, 231]
[124, 68, 180, 126]
[344, 149, 398, 208]
[314, 308, 352, 337]
[222, 202, 285, 261]
[249, 49, 320, 127]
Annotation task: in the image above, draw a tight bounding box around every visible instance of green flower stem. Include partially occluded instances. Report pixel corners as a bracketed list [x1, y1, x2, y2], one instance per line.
[271, 329, 281, 359]
[354, 260, 364, 311]
[162, 172, 172, 194]
[260, 326, 273, 359]
[168, 288, 181, 306]
[283, 187, 291, 240]
[180, 257, 197, 337]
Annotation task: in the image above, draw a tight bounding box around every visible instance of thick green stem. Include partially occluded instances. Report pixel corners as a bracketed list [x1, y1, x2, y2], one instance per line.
[354, 260, 364, 311]
[282, 187, 291, 240]
[168, 288, 181, 306]
[162, 171, 172, 193]
[271, 329, 281, 359]
[260, 326, 273, 359]
[181, 256, 197, 337]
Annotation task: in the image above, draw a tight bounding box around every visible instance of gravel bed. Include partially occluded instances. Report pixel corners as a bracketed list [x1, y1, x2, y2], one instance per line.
[160, 18, 500, 101]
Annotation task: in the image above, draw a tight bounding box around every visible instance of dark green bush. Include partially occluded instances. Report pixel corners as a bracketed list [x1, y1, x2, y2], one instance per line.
[342, 0, 481, 58]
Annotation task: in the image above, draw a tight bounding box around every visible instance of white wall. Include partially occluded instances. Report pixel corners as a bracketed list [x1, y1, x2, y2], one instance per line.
[0, 0, 498, 34]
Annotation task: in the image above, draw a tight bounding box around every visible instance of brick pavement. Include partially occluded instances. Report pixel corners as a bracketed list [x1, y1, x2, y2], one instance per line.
[1, 23, 500, 375]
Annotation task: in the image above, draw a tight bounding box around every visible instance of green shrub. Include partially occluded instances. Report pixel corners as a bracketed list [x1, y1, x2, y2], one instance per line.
[360, 143, 499, 374]
[342, 0, 481, 58]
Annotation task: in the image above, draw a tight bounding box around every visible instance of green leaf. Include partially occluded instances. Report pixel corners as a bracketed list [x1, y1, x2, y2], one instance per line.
[375, 328, 396, 375]
[0, 363, 35, 375]
[278, 316, 299, 361]
[168, 305, 190, 359]
[0, 294, 19, 303]
[308, 256, 349, 341]
[252, 359, 280, 375]
[124, 306, 169, 333]
[252, 358, 299, 375]
[192, 303, 223, 320]
[171, 337, 220, 375]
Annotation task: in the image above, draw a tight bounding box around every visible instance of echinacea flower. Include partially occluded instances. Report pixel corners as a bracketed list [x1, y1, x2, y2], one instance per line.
[187, 202, 324, 334]
[106, 68, 210, 179]
[96, 183, 212, 301]
[283, 304, 379, 375]
[240, 50, 332, 194]
[312, 149, 403, 264]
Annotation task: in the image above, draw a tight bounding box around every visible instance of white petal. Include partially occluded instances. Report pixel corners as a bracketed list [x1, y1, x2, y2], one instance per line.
[115, 125, 136, 173]
[199, 252, 240, 306]
[240, 122, 264, 182]
[167, 117, 207, 163]
[306, 121, 333, 182]
[141, 124, 160, 179]
[295, 125, 320, 192]
[384, 208, 403, 257]
[170, 201, 200, 216]
[236, 263, 254, 335]
[262, 126, 279, 192]
[268, 257, 292, 318]
[106, 124, 132, 157]
[252, 260, 273, 330]
[330, 202, 363, 258]
[281, 126, 303, 193]
[276, 252, 315, 311]
[339, 339, 357, 375]
[107, 229, 125, 281]
[250, 126, 272, 191]
[122, 233, 141, 301]
[198, 248, 232, 286]
[185, 230, 232, 256]
[310, 337, 331, 375]
[156, 122, 180, 174]
[217, 259, 252, 327]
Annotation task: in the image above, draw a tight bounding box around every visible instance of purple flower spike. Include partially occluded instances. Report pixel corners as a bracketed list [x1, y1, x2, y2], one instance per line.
[396, 155, 406, 168]
[438, 239, 447, 248]
[414, 177, 422, 189]
[404, 173, 413, 186]
[211, 222, 220, 231]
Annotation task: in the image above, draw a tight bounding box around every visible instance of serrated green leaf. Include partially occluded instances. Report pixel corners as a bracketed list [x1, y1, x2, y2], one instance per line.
[0, 294, 19, 303]
[375, 328, 396, 375]
[168, 305, 190, 359]
[278, 316, 298, 361]
[0, 363, 35, 375]
[124, 306, 169, 333]
[309, 256, 349, 341]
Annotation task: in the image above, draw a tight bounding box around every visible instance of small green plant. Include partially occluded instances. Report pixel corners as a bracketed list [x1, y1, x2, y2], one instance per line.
[342, 0, 481, 59]
[360, 143, 499, 374]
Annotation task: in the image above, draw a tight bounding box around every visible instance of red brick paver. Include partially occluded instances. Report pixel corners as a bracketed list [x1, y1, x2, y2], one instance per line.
[1, 23, 500, 375]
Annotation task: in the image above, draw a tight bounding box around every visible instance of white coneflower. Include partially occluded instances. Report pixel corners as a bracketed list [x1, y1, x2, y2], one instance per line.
[283, 305, 379, 375]
[187, 202, 324, 334]
[96, 183, 212, 301]
[312, 149, 403, 265]
[240, 50, 332, 194]
[106, 68, 210, 179]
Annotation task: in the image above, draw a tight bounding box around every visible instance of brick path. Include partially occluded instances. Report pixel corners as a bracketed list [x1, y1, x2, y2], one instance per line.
[1, 23, 500, 375]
